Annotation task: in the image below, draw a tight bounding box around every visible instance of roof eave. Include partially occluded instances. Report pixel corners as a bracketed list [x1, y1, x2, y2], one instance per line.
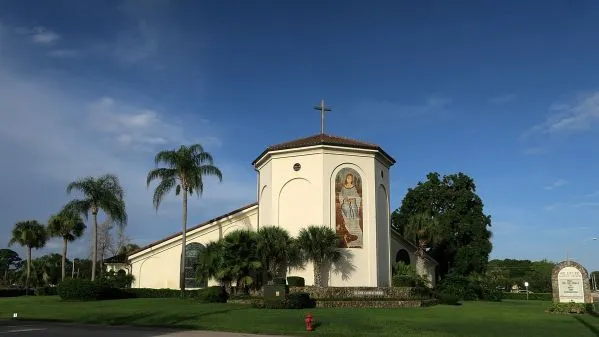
[252, 143, 396, 168]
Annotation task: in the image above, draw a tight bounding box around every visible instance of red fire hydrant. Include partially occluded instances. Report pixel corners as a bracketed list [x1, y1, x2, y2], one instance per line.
[304, 312, 313, 331]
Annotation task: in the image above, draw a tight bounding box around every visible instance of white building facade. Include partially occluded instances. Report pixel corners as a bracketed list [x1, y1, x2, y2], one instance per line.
[110, 134, 437, 289]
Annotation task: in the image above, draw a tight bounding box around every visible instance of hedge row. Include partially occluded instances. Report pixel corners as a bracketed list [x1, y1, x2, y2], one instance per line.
[56, 279, 228, 302]
[0, 288, 28, 297]
[502, 292, 552, 301]
[286, 276, 305, 287]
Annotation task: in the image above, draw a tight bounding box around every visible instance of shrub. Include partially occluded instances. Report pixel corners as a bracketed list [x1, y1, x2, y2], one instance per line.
[253, 292, 315, 309]
[0, 288, 26, 297]
[392, 262, 428, 288]
[437, 292, 460, 305]
[99, 270, 135, 288]
[57, 279, 103, 301]
[34, 286, 57, 296]
[287, 276, 305, 287]
[121, 288, 184, 298]
[229, 293, 256, 300]
[198, 286, 228, 303]
[546, 302, 593, 314]
[57, 279, 131, 301]
[273, 277, 286, 285]
[437, 273, 502, 302]
[502, 292, 552, 301]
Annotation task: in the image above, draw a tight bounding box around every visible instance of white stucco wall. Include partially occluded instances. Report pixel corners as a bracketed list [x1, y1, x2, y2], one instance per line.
[128, 205, 258, 289]
[255, 145, 394, 287]
[390, 232, 437, 287]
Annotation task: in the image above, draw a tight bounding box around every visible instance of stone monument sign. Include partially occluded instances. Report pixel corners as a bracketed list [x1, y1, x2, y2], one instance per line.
[551, 260, 592, 303]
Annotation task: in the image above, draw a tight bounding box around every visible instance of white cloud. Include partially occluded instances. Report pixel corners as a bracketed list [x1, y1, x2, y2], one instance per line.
[47, 49, 79, 58]
[543, 203, 565, 211]
[525, 91, 599, 136]
[544, 179, 568, 190]
[572, 202, 599, 208]
[489, 94, 516, 105]
[15, 26, 61, 45]
[0, 64, 253, 256]
[585, 190, 599, 198]
[521, 146, 549, 156]
[354, 95, 452, 120]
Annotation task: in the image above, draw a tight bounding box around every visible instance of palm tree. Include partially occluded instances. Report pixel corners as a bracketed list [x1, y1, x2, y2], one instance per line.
[8, 220, 47, 291]
[220, 230, 261, 294]
[403, 211, 440, 278]
[65, 173, 127, 281]
[146, 144, 222, 297]
[256, 226, 295, 283]
[196, 241, 225, 287]
[296, 225, 341, 287]
[47, 207, 86, 280]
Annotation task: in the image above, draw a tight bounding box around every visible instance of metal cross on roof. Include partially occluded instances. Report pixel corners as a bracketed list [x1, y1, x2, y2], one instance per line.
[313, 99, 332, 134]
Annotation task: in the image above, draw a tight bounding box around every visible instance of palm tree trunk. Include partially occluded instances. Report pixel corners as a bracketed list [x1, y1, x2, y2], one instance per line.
[62, 237, 68, 280]
[27, 246, 31, 295]
[416, 242, 426, 279]
[180, 189, 188, 298]
[313, 262, 321, 287]
[92, 210, 98, 281]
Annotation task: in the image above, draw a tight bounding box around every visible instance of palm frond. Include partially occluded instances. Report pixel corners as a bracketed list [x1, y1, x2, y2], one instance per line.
[146, 168, 177, 187]
[151, 177, 177, 210]
[64, 199, 92, 220]
[98, 196, 127, 228]
[154, 149, 181, 168]
[66, 177, 95, 196]
[193, 151, 214, 165]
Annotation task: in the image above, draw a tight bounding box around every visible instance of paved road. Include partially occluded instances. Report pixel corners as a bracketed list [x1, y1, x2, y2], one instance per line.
[0, 321, 288, 337]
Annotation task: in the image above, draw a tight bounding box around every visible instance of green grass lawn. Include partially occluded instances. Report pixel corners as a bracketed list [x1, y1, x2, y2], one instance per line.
[1, 296, 599, 336]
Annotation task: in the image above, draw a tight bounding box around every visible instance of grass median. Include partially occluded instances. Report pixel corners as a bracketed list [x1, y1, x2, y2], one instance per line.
[1, 296, 599, 336]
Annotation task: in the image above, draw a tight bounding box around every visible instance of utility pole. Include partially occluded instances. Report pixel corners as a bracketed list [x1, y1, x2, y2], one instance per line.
[313, 99, 332, 134]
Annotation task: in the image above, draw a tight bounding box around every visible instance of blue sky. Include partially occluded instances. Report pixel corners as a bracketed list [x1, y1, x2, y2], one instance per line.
[1, 0, 598, 272]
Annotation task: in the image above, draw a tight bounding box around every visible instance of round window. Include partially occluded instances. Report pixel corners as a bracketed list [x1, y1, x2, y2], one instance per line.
[293, 163, 301, 171]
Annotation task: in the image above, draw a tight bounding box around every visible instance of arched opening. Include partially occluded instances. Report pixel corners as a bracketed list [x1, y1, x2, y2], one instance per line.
[184, 242, 207, 288]
[395, 249, 410, 265]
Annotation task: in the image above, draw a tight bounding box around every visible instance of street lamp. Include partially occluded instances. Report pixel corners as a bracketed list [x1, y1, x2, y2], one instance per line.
[524, 281, 529, 300]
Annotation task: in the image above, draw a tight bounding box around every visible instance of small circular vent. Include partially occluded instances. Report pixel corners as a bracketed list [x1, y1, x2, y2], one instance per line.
[293, 163, 301, 171]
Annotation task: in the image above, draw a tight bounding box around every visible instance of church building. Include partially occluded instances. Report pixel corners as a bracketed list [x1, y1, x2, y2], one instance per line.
[107, 126, 438, 289]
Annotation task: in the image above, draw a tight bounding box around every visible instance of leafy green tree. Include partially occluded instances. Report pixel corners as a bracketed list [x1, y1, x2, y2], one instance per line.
[117, 243, 140, 255]
[487, 258, 555, 292]
[392, 172, 492, 278]
[47, 207, 86, 280]
[8, 220, 47, 290]
[146, 144, 222, 297]
[403, 211, 441, 278]
[29, 253, 63, 286]
[297, 225, 341, 287]
[65, 174, 127, 281]
[0, 249, 22, 285]
[256, 226, 296, 282]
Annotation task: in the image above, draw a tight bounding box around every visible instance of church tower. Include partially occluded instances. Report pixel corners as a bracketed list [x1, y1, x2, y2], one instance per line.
[252, 132, 396, 287]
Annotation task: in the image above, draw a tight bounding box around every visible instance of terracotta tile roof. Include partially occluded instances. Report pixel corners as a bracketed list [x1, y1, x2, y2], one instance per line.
[127, 202, 258, 258]
[252, 133, 396, 165]
[104, 253, 127, 264]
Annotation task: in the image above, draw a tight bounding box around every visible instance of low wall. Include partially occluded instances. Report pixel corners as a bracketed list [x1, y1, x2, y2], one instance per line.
[316, 299, 438, 308]
[289, 286, 432, 300]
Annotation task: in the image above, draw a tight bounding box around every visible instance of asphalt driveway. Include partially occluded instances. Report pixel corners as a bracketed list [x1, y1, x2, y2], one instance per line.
[0, 321, 288, 337]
